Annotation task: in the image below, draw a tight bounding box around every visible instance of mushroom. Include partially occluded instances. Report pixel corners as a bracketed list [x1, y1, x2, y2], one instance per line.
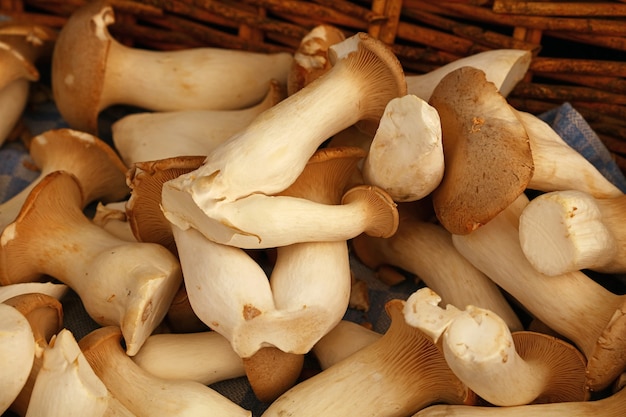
[52, 0, 293, 134]
[517, 111, 623, 199]
[452, 193, 626, 391]
[0, 282, 68, 303]
[3, 292, 63, 417]
[131, 331, 245, 385]
[519, 189, 626, 275]
[25, 328, 135, 417]
[0, 171, 182, 356]
[404, 287, 589, 406]
[362, 93, 444, 202]
[0, 302, 35, 414]
[261, 299, 475, 417]
[91, 201, 136, 242]
[351, 202, 523, 331]
[111, 79, 285, 166]
[406, 49, 532, 101]
[161, 32, 406, 241]
[413, 386, 626, 417]
[429, 66, 534, 235]
[79, 326, 252, 417]
[312, 320, 382, 370]
[0, 128, 129, 231]
[0, 23, 56, 146]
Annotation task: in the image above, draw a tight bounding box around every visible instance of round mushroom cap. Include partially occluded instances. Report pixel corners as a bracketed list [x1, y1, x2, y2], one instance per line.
[52, 0, 114, 133]
[429, 66, 534, 235]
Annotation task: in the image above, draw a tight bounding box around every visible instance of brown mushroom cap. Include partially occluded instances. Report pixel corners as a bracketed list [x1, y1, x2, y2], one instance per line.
[340, 184, 399, 238]
[429, 66, 534, 235]
[511, 331, 589, 404]
[243, 346, 305, 403]
[51, 0, 112, 133]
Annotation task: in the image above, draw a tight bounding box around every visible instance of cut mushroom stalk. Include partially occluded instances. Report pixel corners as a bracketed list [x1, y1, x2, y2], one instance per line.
[520, 190, 626, 275]
[404, 288, 588, 406]
[429, 66, 534, 235]
[79, 326, 252, 417]
[261, 299, 475, 417]
[453, 193, 626, 391]
[406, 49, 531, 101]
[0, 171, 182, 355]
[161, 32, 406, 241]
[111, 79, 285, 166]
[363, 94, 444, 202]
[52, 0, 293, 134]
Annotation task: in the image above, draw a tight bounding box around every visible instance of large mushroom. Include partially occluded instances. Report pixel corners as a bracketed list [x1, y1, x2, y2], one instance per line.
[51, 0, 293, 134]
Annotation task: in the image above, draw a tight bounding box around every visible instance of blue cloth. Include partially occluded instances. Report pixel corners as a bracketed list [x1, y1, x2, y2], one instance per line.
[1, 98, 624, 416]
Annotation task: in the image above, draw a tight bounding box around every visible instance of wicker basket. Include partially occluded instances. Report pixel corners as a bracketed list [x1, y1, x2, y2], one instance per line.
[5, 0, 626, 173]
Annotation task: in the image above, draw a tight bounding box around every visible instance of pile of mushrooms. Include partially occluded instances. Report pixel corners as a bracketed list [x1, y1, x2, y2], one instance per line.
[2, 0, 626, 415]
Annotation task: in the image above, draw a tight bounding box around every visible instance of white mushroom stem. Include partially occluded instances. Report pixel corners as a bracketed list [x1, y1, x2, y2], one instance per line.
[80, 326, 251, 417]
[406, 49, 531, 100]
[519, 190, 626, 275]
[0, 303, 34, 414]
[0, 171, 182, 356]
[111, 80, 284, 166]
[517, 111, 623, 198]
[25, 329, 132, 417]
[312, 320, 382, 370]
[452, 193, 626, 391]
[131, 331, 245, 385]
[363, 94, 444, 202]
[413, 387, 626, 417]
[0, 282, 68, 303]
[162, 183, 398, 249]
[261, 299, 473, 417]
[0, 79, 29, 147]
[162, 31, 406, 220]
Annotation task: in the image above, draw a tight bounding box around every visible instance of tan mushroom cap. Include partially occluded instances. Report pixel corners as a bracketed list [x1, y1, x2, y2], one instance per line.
[126, 155, 206, 255]
[429, 66, 534, 235]
[340, 184, 399, 239]
[510, 331, 589, 404]
[243, 346, 305, 403]
[51, 0, 112, 133]
[0, 23, 56, 87]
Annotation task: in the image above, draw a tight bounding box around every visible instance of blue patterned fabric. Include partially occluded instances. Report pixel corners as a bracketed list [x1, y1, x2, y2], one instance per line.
[1, 97, 624, 416]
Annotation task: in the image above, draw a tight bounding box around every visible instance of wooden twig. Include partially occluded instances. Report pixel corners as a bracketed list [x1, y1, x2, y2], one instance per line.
[493, 1, 626, 17]
[511, 82, 626, 106]
[0, 10, 67, 27]
[311, 0, 387, 23]
[530, 73, 626, 96]
[543, 31, 626, 52]
[368, 0, 403, 44]
[531, 57, 626, 78]
[396, 20, 490, 56]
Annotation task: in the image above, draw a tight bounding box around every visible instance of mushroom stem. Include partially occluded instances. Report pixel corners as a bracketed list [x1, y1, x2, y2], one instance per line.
[312, 320, 382, 370]
[52, 0, 293, 133]
[452, 193, 626, 391]
[0, 171, 182, 355]
[161, 31, 406, 227]
[261, 300, 474, 417]
[0, 282, 68, 303]
[0, 79, 29, 147]
[404, 288, 588, 406]
[519, 190, 626, 275]
[79, 326, 252, 417]
[131, 331, 245, 386]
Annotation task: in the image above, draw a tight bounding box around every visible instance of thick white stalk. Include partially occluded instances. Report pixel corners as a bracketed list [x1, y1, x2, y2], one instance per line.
[80, 326, 251, 417]
[132, 331, 245, 385]
[452, 194, 626, 391]
[0, 303, 34, 413]
[406, 49, 531, 100]
[312, 320, 382, 370]
[0, 282, 68, 303]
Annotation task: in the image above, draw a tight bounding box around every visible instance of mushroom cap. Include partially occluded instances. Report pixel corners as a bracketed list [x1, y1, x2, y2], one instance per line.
[341, 184, 399, 238]
[52, 0, 113, 133]
[243, 347, 304, 403]
[429, 66, 534, 235]
[511, 331, 589, 404]
[126, 156, 206, 255]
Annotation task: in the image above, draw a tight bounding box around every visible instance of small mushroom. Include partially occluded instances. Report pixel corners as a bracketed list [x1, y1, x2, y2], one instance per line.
[131, 331, 245, 385]
[52, 0, 293, 134]
[111, 79, 285, 166]
[453, 193, 626, 391]
[406, 49, 531, 101]
[429, 66, 534, 235]
[0, 128, 129, 232]
[351, 202, 523, 331]
[161, 32, 406, 239]
[362, 94, 444, 202]
[79, 326, 252, 417]
[0, 302, 35, 414]
[519, 189, 626, 275]
[0, 171, 182, 356]
[25, 328, 134, 417]
[404, 288, 589, 406]
[261, 299, 475, 417]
